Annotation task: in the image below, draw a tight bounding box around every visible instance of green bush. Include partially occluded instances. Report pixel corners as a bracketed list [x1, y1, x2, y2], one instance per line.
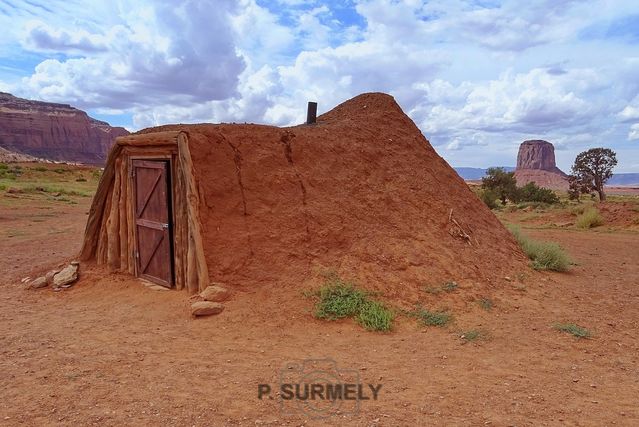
[508, 225, 571, 272]
[314, 282, 367, 320]
[575, 207, 604, 229]
[479, 188, 499, 209]
[514, 182, 559, 204]
[356, 300, 393, 331]
[312, 275, 393, 331]
[33, 166, 47, 172]
[0, 163, 8, 170]
[481, 167, 518, 205]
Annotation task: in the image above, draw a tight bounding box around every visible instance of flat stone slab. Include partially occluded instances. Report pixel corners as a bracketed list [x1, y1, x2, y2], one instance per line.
[200, 284, 230, 302]
[191, 301, 224, 317]
[28, 276, 47, 289]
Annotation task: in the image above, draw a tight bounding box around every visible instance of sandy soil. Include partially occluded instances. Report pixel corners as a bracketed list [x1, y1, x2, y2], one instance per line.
[1, 194, 639, 426]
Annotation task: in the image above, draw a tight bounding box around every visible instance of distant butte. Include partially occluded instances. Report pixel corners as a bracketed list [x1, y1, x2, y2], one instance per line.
[0, 92, 129, 164]
[514, 139, 569, 190]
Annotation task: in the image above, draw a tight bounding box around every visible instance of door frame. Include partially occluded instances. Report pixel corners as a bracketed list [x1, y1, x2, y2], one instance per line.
[130, 155, 176, 287]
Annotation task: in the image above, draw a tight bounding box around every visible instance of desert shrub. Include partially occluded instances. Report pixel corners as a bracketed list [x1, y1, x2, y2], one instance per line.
[571, 204, 587, 215]
[0, 164, 22, 179]
[92, 169, 103, 180]
[0, 184, 6, 191]
[356, 300, 393, 331]
[423, 281, 458, 294]
[415, 308, 452, 327]
[312, 275, 393, 331]
[575, 207, 604, 229]
[75, 177, 87, 182]
[314, 282, 367, 320]
[554, 323, 591, 339]
[479, 188, 499, 209]
[478, 298, 493, 311]
[33, 166, 47, 172]
[514, 182, 560, 204]
[442, 281, 458, 292]
[508, 225, 571, 272]
[53, 168, 67, 174]
[21, 185, 88, 197]
[460, 329, 487, 343]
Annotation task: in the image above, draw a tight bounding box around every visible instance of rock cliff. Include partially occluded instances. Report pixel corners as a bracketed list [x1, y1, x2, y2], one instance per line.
[515, 140, 568, 190]
[0, 92, 128, 164]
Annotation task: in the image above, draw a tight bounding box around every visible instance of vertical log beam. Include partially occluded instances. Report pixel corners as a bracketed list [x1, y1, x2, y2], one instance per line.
[177, 133, 210, 293]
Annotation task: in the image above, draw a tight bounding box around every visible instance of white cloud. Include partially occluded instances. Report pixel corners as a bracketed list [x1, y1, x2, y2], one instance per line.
[619, 95, 639, 123]
[23, 20, 108, 52]
[16, 0, 246, 109]
[2, 0, 639, 171]
[412, 67, 603, 146]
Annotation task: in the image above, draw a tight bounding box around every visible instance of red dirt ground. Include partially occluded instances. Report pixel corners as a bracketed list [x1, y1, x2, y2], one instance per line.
[1, 188, 639, 425]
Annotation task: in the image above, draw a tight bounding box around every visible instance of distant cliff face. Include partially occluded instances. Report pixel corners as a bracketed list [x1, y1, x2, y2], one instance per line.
[515, 140, 568, 190]
[516, 140, 565, 174]
[0, 92, 129, 164]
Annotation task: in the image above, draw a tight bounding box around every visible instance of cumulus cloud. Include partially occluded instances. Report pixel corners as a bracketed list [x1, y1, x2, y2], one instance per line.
[411, 67, 604, 147]
[23, 20, 108, 52]
[619, 95, 639, 123]
[18, 0, 246, 109]
[4, 0, 639, 170]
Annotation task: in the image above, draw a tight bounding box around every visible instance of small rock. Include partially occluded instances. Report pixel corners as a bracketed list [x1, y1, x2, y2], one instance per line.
[147, 284, 169, 291]
[191, 301, 224, 317]
[28, 276, 47, 289]
[45, 270, 59, 285]
[70, 260, 80, 266]
[200, 284, 231, 302]
[21, 277, 31, 283]
[53, 264, 78, 288]
[6, 187, 22, 194]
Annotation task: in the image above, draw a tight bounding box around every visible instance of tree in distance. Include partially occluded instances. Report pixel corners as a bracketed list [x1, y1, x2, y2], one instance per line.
[568, 148, 617, 201]
[481, 167, 518, 205]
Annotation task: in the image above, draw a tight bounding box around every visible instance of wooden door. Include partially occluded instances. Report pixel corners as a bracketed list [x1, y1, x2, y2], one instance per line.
[133, 160, 173, 287]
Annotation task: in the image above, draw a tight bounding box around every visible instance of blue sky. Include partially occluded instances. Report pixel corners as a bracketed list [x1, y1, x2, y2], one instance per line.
[1, 0, 638, 172]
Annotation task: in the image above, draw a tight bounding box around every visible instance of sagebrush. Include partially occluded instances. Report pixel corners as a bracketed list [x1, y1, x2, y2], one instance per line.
[508, 225, 571, 271]
[575, 207, 604, 229]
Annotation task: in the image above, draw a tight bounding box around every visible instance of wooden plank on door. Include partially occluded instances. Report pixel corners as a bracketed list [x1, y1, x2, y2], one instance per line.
[133, 160, 173, 287]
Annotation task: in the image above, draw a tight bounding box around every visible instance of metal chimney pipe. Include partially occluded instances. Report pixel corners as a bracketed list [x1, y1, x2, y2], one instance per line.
[306, 102, 317, 125]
